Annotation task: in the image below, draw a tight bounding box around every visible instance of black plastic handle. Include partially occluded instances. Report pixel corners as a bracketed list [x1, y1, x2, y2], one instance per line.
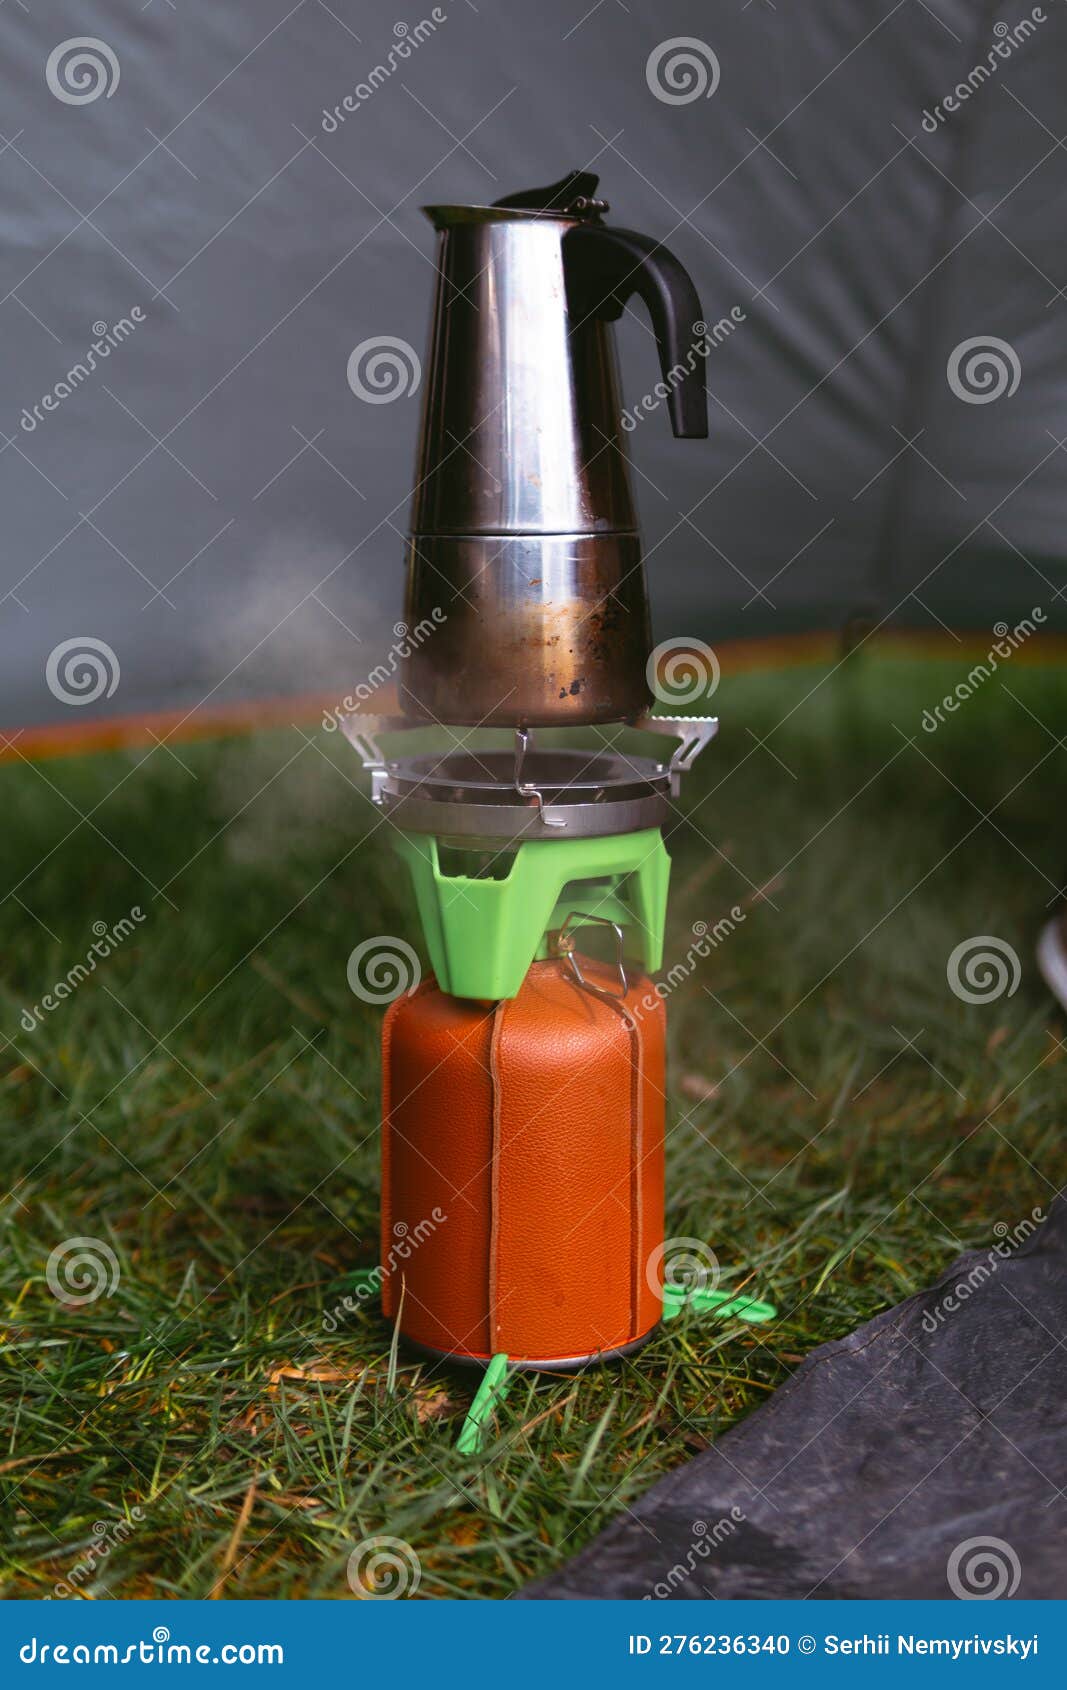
[563, 224, 709, 440]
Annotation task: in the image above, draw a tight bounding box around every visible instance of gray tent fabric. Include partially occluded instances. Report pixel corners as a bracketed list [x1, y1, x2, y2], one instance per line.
[2, 1, 1065, 731]
[522, 1192, 1067, 1601]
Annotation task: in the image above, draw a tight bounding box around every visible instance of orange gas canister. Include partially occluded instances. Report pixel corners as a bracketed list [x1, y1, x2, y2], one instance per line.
[380, 957, 665, 1369]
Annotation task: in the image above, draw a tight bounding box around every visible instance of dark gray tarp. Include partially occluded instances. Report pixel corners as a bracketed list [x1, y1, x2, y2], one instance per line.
[2, 1, 1065, 730]
[523, 1192, 1067, 1601]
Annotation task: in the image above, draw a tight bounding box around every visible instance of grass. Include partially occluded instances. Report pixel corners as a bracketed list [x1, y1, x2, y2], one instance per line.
[1, 649, 1065, 1599]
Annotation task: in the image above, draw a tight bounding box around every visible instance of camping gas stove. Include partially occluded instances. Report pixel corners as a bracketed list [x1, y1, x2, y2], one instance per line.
[342, 715, 716, 1003]
[336, 172, 774, 1444]
[342, 707, 719, 1369]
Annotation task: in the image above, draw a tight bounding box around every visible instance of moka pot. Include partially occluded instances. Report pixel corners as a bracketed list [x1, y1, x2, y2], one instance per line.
[400, 171, 708, 726]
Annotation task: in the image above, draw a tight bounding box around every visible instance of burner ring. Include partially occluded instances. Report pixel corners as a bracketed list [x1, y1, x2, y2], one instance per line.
[380, 747, 672, 839]
[340, 713, 717, 841]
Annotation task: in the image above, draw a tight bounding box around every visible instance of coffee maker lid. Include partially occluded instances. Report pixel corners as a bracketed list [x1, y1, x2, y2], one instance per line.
[423, 169, 609, 228]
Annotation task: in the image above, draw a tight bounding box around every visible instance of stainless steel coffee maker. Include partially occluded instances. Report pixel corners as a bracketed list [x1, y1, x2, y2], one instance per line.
[401, 171, 708, 726]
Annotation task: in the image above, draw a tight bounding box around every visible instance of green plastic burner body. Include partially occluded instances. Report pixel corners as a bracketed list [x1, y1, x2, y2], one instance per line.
[391, 827, 670, 1001]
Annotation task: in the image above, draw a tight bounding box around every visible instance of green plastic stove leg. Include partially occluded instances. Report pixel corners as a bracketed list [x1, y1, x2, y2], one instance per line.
[661, 1286, 777, 1324]
[456, 1354, 512, 1455]
[332, 1264, 774, 1463]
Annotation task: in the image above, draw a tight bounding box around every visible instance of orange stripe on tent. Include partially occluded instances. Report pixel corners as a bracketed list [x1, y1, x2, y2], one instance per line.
[2, 629, 1065, 765]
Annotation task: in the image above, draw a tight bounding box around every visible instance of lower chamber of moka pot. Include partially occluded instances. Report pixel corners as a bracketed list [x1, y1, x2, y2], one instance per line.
[380, 955, 666, 1371]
